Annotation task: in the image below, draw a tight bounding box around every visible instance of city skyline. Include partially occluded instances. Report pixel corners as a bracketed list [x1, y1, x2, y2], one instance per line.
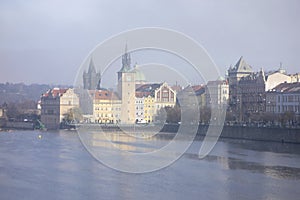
[1, 0, 300, 85]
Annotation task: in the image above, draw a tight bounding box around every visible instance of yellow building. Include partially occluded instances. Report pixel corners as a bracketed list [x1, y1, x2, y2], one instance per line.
[144, 96, 155, 123]
[135, 82, 176, 123]
[59, 88, 80, 122]
[91, 90, 121, 124]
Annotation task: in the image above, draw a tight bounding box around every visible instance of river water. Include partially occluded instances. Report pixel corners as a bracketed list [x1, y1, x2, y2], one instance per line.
[0, 130, 300, 200]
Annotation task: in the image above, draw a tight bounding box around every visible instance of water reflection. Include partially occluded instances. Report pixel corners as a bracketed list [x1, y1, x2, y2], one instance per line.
[1, 130, 300, 200]
[184, 152, 300, 180]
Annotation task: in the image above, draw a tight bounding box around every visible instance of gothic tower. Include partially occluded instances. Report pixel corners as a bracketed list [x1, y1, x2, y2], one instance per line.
[83, 58, 101, 90]
[117, 44, 136, 124]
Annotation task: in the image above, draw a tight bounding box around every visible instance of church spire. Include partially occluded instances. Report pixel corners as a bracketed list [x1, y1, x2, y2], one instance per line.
[120, 43, 131, 72]
[83, 56, 101, 90]
[88, 57, 96, 73]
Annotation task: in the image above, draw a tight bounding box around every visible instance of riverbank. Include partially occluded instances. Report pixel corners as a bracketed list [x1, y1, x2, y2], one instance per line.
[0, 121, 35, 130]
[1, 122, 299, 144]
[161, 124, 300, 144]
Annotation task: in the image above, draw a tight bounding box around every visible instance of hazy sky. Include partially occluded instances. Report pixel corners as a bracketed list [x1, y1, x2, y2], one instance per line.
[0, 0, 299, 85]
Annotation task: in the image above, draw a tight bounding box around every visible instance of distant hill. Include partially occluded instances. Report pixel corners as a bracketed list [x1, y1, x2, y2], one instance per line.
[0, 83, 71, 104]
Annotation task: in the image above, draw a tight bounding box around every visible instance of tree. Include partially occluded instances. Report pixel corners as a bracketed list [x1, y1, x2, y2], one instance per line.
[63, 107, 83, 123]
[155, 105, 181, 124]
[166, 105, 181, 123]
[280, 111, 295, 127]
[200, 106, 211, 124]
[5, 102, 21, 120]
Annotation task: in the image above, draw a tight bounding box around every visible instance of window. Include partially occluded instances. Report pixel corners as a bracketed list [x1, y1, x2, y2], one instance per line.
[162, 91, 169, 97]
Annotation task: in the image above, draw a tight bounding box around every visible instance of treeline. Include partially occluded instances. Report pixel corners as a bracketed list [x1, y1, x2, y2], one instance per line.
[156, 105, 300, 128]
[0, 82, 71, 104]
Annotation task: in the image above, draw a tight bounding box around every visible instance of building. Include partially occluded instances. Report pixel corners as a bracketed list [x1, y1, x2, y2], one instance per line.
[265, 68, 291, 91]
[41, 88, 79, 129]
[227, 56, 253, 111]
[117, 45, 136, 124]
[144, 96, 156, 123]
[154, 82, 177, 111]
[178, 85, 206, 111]
[191, 85, 206, 108]
[0, 107, 6, 128]
[227, 57, 298, 122]
[135, 97, 145, 123]
[59, 89, 80, 122]
[205, 79, 229, 108]
[80, 45, 177, 125]
[90, 89, 121, 124]
[238, 69, 266, 120]
[83, 58, 101, 90]
[0, 107, 4, 118]
[265, 91, 277, 113]
[266, 82, 300, 115]
[290, 73, 300, 82]
[135, 83, 176, 123]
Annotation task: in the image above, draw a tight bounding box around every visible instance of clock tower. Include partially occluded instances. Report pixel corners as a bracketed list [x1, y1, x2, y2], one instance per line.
[117, 44, 136, 124]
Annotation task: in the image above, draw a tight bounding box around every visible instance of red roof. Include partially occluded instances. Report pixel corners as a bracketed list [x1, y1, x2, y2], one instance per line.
[191, 85, 205, 92]
[42, 88, 68, 97]
[171, 85, 183, 92]
[90, 90, 120, 100]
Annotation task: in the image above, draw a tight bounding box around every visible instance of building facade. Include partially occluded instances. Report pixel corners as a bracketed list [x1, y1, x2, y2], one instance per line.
[205, 79, 229, 108]
[227, 56, 253, 112]
[80, 45, 178, 125]
[90, 89, 121, 124]
[238, 69, 266, 120]
[227, 57, 298, 122]
[135, 83, 176, 123]
[41, 88, 79, 129]
[135, 97, 145, 123]
[266, 82, 300, 115]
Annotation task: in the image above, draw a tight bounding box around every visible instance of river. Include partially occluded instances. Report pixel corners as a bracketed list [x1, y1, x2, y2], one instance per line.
[0, 130, 299, 200]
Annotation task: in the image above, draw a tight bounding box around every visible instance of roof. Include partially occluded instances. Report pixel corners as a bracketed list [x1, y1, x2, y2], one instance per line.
[90, 90, 120, 100]
[229, 56, 253, 73]
[194, 87, 205, 96]
[88, 58, 96, 74]
[207, 80, 228, 85]
[171, 85, 183, 93]
[131, 65, 146, 82]
[119, 44, 131, 72]
[191, 85, 204, 92]
[271, 82, 300, 93]
[135, 83, 162, 97]
[265, 69, 289, 80]
[181, 85, 206, 96]
[42, 88, 68, 98]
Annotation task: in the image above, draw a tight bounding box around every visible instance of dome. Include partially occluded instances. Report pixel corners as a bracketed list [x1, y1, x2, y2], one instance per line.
[217, 76, 225, 81]
[131, 65, 146, 83]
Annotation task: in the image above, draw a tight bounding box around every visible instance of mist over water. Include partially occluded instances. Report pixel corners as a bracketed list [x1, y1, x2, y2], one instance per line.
[0, 130, 299, 200]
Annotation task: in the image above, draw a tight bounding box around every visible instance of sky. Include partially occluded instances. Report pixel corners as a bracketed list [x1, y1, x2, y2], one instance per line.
[0, 0, 300, 85]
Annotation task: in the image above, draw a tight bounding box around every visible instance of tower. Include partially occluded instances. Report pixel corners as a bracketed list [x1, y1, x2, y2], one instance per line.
[83, 58, 101, 90]
[117, 44, 136, 124]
